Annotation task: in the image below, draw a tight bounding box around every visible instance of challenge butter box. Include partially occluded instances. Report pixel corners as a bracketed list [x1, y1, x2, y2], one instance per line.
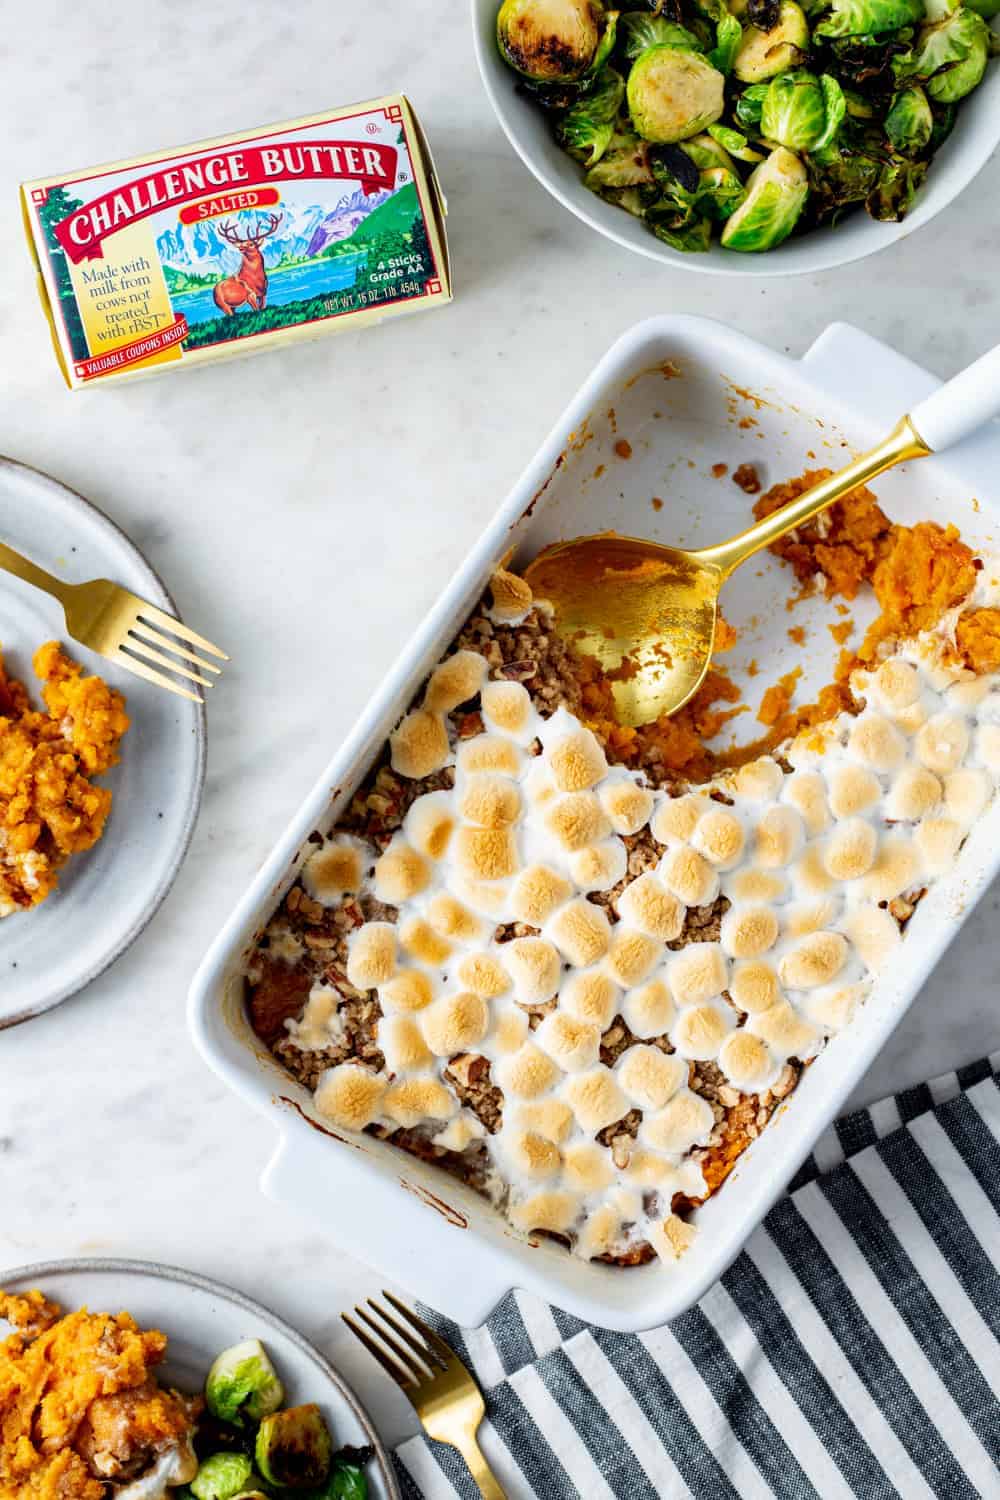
[21, 96, 451, 388]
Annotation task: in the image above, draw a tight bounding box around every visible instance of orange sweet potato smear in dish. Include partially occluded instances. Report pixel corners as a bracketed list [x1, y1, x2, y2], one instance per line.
[0, 1292, 193, 1500]
[0, 644, 129, 914]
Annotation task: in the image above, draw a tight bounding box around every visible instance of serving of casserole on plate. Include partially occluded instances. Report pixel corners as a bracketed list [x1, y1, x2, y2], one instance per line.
[190, 316, 1000, 1331]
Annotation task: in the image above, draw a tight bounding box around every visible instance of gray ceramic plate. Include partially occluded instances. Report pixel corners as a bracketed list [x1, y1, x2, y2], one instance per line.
[0, 457, 206, 1027]
[0, 1257, 400, 1500]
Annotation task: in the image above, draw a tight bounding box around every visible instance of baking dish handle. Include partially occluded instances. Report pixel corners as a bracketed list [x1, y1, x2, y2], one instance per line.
[261, 1132, 514, 1328]
[801, 322, 940, 425]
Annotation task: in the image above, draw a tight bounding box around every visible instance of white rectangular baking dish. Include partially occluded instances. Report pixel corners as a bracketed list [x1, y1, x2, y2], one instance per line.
[189, 316, 1000, 1332]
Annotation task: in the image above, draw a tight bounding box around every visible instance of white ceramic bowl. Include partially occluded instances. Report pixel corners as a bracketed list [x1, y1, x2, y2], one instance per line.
[471, 0, 1000, 277]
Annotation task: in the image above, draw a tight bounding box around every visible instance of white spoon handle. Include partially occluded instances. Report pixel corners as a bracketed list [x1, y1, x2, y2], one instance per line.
[910, 341, 1000, 453]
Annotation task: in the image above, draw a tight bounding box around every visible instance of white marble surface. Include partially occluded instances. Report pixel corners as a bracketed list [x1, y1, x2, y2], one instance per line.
[3, 0, 1000, 1452]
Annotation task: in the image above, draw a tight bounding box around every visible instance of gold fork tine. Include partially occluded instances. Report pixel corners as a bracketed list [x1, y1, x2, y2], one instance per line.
[134, 603, 229, 660]
[364, 1299, 445, 1373]
[383, 1291, 456, 1367]
[113, 647, 203, 704]
[125, 633, 215, 689]
[129, 625, 223, 676]
[354, 1306, 429, 1385]
[341, 1313, 415, 1389]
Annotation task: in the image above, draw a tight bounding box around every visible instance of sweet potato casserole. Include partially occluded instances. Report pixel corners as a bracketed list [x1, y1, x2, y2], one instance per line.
[245, 476, 1000, 1267]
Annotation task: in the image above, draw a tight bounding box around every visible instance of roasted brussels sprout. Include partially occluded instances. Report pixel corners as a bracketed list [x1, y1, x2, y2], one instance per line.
[733, 1, 809, 81]
[707, 122, 766, 159]
[496, 0, 616, 81]
[557, 67, 625, 162]
[896, 8, 991, 101]
[255, 1405, 333, 1489]
[204, 1341, 285, 1427]
[866, 154, 929, 217]
[584, 125, 654, 188]
[620, 10, 703, 55]
[813, 0, 923, 38]
[734, 81, 770, 124]
[627, 44, 726, 140]
[721, 145, 808, 249]
[760, 69, 846, 149]
[884, 85, 934, 152]
[190, 1455, 255, 1500]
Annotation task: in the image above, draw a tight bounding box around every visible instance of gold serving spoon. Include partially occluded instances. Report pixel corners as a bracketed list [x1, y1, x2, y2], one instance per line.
[524, 345, 1000, 728]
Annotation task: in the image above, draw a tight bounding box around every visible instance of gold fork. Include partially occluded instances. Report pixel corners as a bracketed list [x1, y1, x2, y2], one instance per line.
[0, 540, 228, 704]
[343, 1292, 506, 1500]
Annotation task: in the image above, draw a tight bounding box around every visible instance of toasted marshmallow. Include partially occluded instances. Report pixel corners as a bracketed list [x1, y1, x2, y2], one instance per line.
[384, 1076, 458, 1127]
[488, 565, 535, 623]
[378, 1013, 433, 1072]
[659, 844, 719, 908]
[672, 1001, 733, 1061]
[302, 837, 364, 903]
[692, 807, 746, 869]
[563, 1069, 629, 1134]
[504, 1130, 562, 1180]
[562, 970, 619, 1029]
[755, 805, 804, 869]
[457, 735, 522, 777]
[424, 651, 487, 713]
[513, 1098, 575, 1143]
[426, 892, 483, 945]
[570, 840, 628, 893]
[495, 1044, 560, 1099]
[915, 816, 964, 875]
[726, 868, 787, 904]
[735, 757, 784, 802]
[749, 1001, 818, 1061]
[405, 792, 456, 861]
[547, 727, 609, 792]
[511, 864, 573, 926]
[547, 898, 612, 967]
[454, 827, 518, 882]
[600, 779, 654, 835]
[720, 906, 779, 959]
[622, 976, 677, 1040]
[481, 680, 535, 743]
[778, 931, 847, 990]
[793, 844, 836, 897]
[563, 1142, 614, 1194]
[729, 959, 781, 1015]
[783, 771, 830, 835]
[646, 1214, 698, 1263]
[862, 837, 921, 902]
[373, 842, 432, 905]
[640, 1091, 714, 1156]
[422, 992, 490, 1057]
[315, 1063, 386, 1131]
[535, 1012, 602, 1073]
[509, 1190, 577, 1234]
[505, 936, 562, 1003]
[399, 916, 452, 968]
[885, 766, 942, 822]
[916, 713, 970, 774]
[606, 928, 662, 989]
[803, 981, 868, 1032]
[574, 1203, 622, 1259]
[545, 792, 611, 852]
[616, 1045, 687, 1110]
[433, 1115, 485, 1152]
[651, 795, 704, 845]
[848, 712, 906, 772]
[975, 723, 1000, 772]
[459, 773, 521, 829]
[346, 922, 397, 990]
[828, 766, 881, 821]
[489, 1007, 530, 1055]
[718, 1030, 777, 1093]
[668, 942, 728, 1007]
[841, 904, 901, 973]
[873, 658, 921, 711]
[944, 767, 992, 824]
[390, 709, 450, 780]
[381, 968, 435, 1014]
[456, 951, 510, 998]
[617, 872, 684, 941]
[823, 818, 878, 882]
[783, 896, 842, 938]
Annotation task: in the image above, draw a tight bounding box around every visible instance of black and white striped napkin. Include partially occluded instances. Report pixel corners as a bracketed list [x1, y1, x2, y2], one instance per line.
[393, 1052, 1000, 1499]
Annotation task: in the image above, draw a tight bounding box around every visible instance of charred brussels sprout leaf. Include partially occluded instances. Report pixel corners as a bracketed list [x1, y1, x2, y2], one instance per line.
[827, 30, 916, 87]
[885, 85, 934, 152]
[746, 0, 782, 28]
[814, 0, 923, 38]
[557, 68, 626, 162]
[584, 125, 654, 188]
[205, 1341, 285, 1427]
[255, 1405, 333, 1490]
[620, 10, 704, 54]
[647, 207, 715, 249]
[760, 70, 846, 150]
[866, 154, 929, 217]
[496, 0, 616, 82]
[895, 8, 991, 101]
[721, 145, 808, 249]
[650, 141, 703, 189]
[708, 122, 766, 159]
[733, 1, 810, 81]
[627, 44, 726, 140]
[190, 1455, 255, 1500]
[803, 129, 883, 221]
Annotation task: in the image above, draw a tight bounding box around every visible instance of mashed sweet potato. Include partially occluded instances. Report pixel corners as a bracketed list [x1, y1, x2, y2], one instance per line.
[0, 1293, 194, 1500]
[0, 645, 129, 916]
